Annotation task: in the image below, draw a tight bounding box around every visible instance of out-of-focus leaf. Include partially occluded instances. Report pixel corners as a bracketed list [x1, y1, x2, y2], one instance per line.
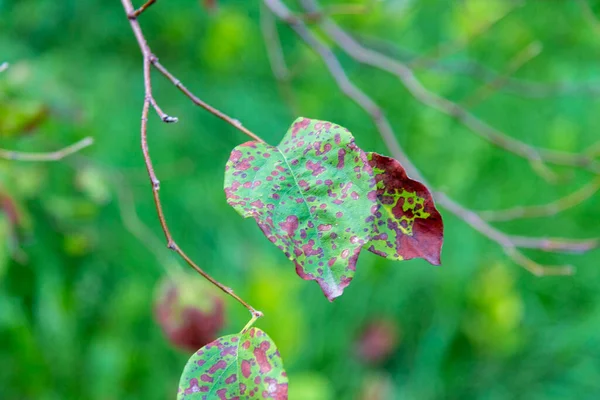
[0, 100, 47, 137]
[355, 318, 400, 365]
[365, 153, 443, 265]
[224, 118, 376, 300]
[178, 327, 288, 399]
[154, 274, 225, 352]
[76, 166, 111, 205]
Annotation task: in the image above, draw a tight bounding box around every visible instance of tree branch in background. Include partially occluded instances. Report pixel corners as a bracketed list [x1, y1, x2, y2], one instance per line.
[479, 176, 600, 222]
[408, 1, 524, 70]
[295, 0, 600, 179]
[260, 1, 300, 116]
[0, 137, 94, 162]
[262, 0, 599, 276]
[354, 35, 600, 99]
[120, 0, 262, 318]
[461, 41, 542, 108]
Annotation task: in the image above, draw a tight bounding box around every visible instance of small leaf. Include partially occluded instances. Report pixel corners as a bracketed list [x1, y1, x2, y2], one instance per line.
[365, 153, 443, 265]
[178, 327, 288, 399]
[224, 118, 376, 300]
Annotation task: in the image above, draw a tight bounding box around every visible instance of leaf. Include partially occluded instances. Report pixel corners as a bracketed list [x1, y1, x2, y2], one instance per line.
[365, 153, 443, 265]
[224, 118, 376, 300]
[178, 327, 288, 399]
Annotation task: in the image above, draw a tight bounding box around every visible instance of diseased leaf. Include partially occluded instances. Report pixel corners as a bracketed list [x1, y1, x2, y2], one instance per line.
[365, 153, 443, 265]
[224, 118, 376, 300]
[178, 327, 288, 399]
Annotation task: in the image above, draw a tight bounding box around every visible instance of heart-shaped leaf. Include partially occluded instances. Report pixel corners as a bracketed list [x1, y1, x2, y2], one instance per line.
[225, 118, 376, 300]
[178, 327, 288, 399]
[365, 152, 443, 265]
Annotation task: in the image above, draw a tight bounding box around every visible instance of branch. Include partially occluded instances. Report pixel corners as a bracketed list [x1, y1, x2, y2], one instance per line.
[479, 176, 600, 222]
[409, 1, 523, 69]
[0, 137, 94, 162]
[128, 0, 157, 19]
[120, 0, 262, 318]
[263, 0, 597, 276]
[260, 2, 300, 116]
[355, 34, 600, 99]
[294, 0, 600, 180]
[461, 41, 542, 108]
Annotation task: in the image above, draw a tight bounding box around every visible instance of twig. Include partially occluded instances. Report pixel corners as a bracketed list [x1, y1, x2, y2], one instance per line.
[436, 192, 575, 276]
[295, 0, 600, 179]
[480, 177, 600, 222]
[264, 0, 597, 276]
[128, 0, 157, 19]
[150, 59, 265, 143]
[586, 141, 600, 158]
[355, 34, 600, 99]
[120, 0, 262, 318]
[578, 0, 600, 36]
[260, 2, 300, 116]
[0, 137, 94, 162]
[462, 41, 543, 108]
[409, 1, 523, 69]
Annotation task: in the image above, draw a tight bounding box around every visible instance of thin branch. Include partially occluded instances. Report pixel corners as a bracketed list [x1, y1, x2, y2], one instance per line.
[295, 0, 600, 179]
[264, 0, 597, 276]
[480, 176, 600, 222]
[128, 0, 157, 19]
[462, 41, 542, 108]
[578, 0, 600, 36]
[120, 0, 262, 318]
[355, 34, 600, 99]
[0, 137, 94, 162]
[150, 58, 265, 143]
[436, 192, 575, 276]
[409, 1, 523, 69]
[260, 2, 300, 116]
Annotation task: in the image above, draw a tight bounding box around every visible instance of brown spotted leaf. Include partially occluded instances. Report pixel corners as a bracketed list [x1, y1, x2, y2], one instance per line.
[224, 118, 376, 300]
[177, 327, 288, 399]
[365, 153, 443, 265]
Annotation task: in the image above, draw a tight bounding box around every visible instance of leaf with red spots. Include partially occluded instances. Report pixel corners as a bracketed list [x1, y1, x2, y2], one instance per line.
[178, 327, 288, 399]
[224, 118, 377, 300]
[365, 153, 443, 265]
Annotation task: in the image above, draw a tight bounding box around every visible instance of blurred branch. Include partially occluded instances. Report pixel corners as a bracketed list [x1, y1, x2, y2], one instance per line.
[578, 0, 600, 35]
[462, 41, 542, 108]
[586, 141, 600, 158]
[120, 0, 263, 319]
[0, 62, 8, 73]
[301, 0, 377, 22]
[409, 2, 523, 69]
[260, 2, 300, 116]
[128, 0, 157, 19]
[356, 35, 600, 98]
[0, 137, 94, 162]
[479, 176, 600, 222]
[293, 0, 600, 180]
[262, 0, 598, 276]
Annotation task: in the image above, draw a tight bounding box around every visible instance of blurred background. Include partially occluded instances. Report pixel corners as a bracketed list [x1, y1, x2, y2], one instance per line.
[1, 0, 600, 399]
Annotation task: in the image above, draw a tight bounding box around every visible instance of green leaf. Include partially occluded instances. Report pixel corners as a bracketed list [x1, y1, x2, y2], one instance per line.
[365, 153, 443, 265]
[224, 118, 376, 300]
[177, 327, 288, 399]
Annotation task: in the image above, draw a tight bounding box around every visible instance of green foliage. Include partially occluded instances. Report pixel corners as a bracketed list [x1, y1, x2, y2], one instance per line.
[178, 327, 287, 399]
